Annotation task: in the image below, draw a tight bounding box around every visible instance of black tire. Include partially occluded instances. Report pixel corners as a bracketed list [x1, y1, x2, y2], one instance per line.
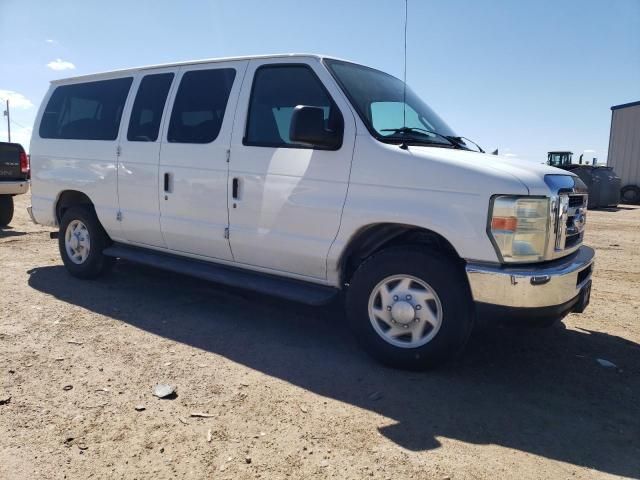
[346, 247, 474, 370]
[0, 195, 14, 226]
[58, 205, 114, 279]
[621, 185, 640, 205]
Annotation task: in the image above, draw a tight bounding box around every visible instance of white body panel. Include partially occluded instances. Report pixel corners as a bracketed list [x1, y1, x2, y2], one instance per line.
[116, 66, 178, 247]
[29, 53, 575, 290]
[158, 60, 247, 261]
[227, 58, 356, 279]
[30, 71, 129, 232]
[325, 137, 532, 284]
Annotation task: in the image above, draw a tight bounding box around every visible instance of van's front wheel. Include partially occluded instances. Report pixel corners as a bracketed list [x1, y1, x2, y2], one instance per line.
[346, 247, 474, 370]
[59, 206, 114, 279]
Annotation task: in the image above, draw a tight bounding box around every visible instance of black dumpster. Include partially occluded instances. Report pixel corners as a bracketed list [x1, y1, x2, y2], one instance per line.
[568, 165, 621, 209]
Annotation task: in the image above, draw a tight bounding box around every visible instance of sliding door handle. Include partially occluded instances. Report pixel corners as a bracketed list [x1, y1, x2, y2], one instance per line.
[164, 172, 170, 192]
[232, 177, 239, 199]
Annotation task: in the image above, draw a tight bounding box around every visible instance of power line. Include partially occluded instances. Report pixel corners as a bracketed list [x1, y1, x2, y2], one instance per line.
[9, 118, 30, 130]
[0, 97, 33, 133]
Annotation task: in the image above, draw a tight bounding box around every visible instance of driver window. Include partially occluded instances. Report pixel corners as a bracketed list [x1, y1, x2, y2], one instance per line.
[244, 65, 342, 148]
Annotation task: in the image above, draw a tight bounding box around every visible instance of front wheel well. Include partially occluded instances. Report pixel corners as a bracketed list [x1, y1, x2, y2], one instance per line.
[340, 224, 463, 285]
[55, 190, 94, 224]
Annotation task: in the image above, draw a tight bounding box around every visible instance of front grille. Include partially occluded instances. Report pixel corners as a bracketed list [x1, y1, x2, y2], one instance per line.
[568, 195, 586, 208]
[565, 230, 583, 248]
[564, 194, 586, 249]
[553, 193, 587, 256]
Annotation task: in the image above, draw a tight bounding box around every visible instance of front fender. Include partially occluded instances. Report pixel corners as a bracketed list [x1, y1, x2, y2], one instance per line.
[326, 136, 529, 286]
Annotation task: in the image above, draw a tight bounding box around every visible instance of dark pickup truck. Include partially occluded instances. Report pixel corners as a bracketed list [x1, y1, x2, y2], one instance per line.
[0, 142, 30, 226]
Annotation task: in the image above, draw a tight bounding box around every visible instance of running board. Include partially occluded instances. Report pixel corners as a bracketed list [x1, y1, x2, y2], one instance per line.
[103, 244, 339, 306]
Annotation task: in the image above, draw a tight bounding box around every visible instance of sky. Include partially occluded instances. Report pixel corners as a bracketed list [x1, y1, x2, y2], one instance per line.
[1, 0, 639, 163]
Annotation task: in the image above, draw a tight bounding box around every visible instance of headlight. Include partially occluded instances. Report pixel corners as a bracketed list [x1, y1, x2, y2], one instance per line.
[488, 196, 550, 263]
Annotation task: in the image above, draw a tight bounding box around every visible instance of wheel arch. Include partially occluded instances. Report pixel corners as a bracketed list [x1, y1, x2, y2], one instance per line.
[55, 190, 95, 224]
[339, 223, 463, 285]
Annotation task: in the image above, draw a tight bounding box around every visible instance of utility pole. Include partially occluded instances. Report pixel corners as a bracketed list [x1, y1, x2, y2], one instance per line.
[3, 99, 9, 142]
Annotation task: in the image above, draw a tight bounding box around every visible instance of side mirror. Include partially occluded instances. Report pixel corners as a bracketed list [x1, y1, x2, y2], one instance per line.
[289, 105, 341, 149]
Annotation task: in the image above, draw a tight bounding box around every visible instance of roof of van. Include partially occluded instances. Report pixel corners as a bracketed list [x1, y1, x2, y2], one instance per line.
[50, 53, 350, 84]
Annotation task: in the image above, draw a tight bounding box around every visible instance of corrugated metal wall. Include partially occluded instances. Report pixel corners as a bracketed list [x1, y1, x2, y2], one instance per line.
[608, 104, 640, 187]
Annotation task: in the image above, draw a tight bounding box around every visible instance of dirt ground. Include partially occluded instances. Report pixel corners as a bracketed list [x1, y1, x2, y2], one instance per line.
[1, 193, 639, 480]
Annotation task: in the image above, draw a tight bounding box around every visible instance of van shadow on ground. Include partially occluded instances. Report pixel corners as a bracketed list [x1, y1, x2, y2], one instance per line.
[28, 262, 640, 478]
[0, 227, 27, 239]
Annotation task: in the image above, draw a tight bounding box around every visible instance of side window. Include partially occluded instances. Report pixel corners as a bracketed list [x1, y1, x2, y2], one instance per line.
[39, 78, 133, 140]
[127, 73, 174, 142]
[167, 68, 236, 144]
[245, 65, 342, 148]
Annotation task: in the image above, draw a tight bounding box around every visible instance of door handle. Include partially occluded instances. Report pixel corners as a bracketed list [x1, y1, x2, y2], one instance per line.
[232, 177, 239, 199]
[164, 172, 171, 193]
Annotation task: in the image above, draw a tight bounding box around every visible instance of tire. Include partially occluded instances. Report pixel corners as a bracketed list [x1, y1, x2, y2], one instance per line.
[58, 205, 114, 279]
[0, 195, 14, 226]
[346, 247, 474, 370]
[621, 185, 640, 205]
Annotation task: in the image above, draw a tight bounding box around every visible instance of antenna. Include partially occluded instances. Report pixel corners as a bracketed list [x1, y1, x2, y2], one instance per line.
[401, 0, 408, 150]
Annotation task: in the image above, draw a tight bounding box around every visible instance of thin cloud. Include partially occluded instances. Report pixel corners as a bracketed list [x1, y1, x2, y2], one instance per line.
[0, 90, 34, 109]
[47, 58, 76, 71]
[45, 39, 55, 44]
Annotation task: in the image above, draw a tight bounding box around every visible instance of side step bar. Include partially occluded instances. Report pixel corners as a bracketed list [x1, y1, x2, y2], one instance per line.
[103, 244, 339, 306]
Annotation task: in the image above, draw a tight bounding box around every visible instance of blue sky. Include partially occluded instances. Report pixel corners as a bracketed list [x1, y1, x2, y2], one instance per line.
[1, 0, 638, 162]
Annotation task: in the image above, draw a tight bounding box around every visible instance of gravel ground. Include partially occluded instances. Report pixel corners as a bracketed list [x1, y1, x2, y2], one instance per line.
[1, 194, 639, 480]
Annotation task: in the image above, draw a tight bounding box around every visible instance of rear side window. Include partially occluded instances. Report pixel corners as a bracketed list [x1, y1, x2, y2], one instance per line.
[127, 73, 174, 142]
[39, 78, 133, 140]
[244, 65, 342, 148]
[167, 68, 236, 144]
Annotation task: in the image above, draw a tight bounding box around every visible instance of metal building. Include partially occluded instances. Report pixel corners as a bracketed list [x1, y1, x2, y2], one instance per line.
[607, 101, 640, 203]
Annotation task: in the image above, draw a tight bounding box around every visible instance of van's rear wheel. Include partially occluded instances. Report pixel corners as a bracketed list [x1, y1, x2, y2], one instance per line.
[346, 247, 474, 370]
[0, 195, 14, 226]
[59, 206, 114, 279]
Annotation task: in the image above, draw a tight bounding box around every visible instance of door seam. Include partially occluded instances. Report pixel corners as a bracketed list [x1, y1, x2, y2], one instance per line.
[225, 60, 250, 261]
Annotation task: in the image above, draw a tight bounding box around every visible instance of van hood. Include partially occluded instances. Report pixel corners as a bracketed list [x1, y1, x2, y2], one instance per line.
[409, 147, 575, 195]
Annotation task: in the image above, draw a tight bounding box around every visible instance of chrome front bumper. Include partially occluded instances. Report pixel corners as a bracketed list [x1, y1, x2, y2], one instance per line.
[466, 246, 595, 309]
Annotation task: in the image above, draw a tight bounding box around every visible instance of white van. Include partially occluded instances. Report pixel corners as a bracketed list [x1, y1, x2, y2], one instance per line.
[28, 54, 594, 369]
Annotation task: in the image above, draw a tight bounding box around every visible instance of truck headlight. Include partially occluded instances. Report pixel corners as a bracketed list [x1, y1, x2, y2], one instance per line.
[488, 196, 550, 263]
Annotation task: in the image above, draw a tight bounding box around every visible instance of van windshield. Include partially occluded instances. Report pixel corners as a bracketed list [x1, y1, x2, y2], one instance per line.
[324, 59, 457, 147]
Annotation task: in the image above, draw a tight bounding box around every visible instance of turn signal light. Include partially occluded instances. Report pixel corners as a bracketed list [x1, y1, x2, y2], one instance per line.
[491, 216, 518, 232]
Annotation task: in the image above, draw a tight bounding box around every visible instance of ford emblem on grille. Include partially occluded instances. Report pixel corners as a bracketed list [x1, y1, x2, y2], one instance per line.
[574, 209, 586, 231]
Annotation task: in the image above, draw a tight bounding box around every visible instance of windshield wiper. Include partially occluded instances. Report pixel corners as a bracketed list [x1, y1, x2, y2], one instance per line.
[447, 135, 485, 153]
[381, 127, 485, 153]
[381, 127, 463, 150]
